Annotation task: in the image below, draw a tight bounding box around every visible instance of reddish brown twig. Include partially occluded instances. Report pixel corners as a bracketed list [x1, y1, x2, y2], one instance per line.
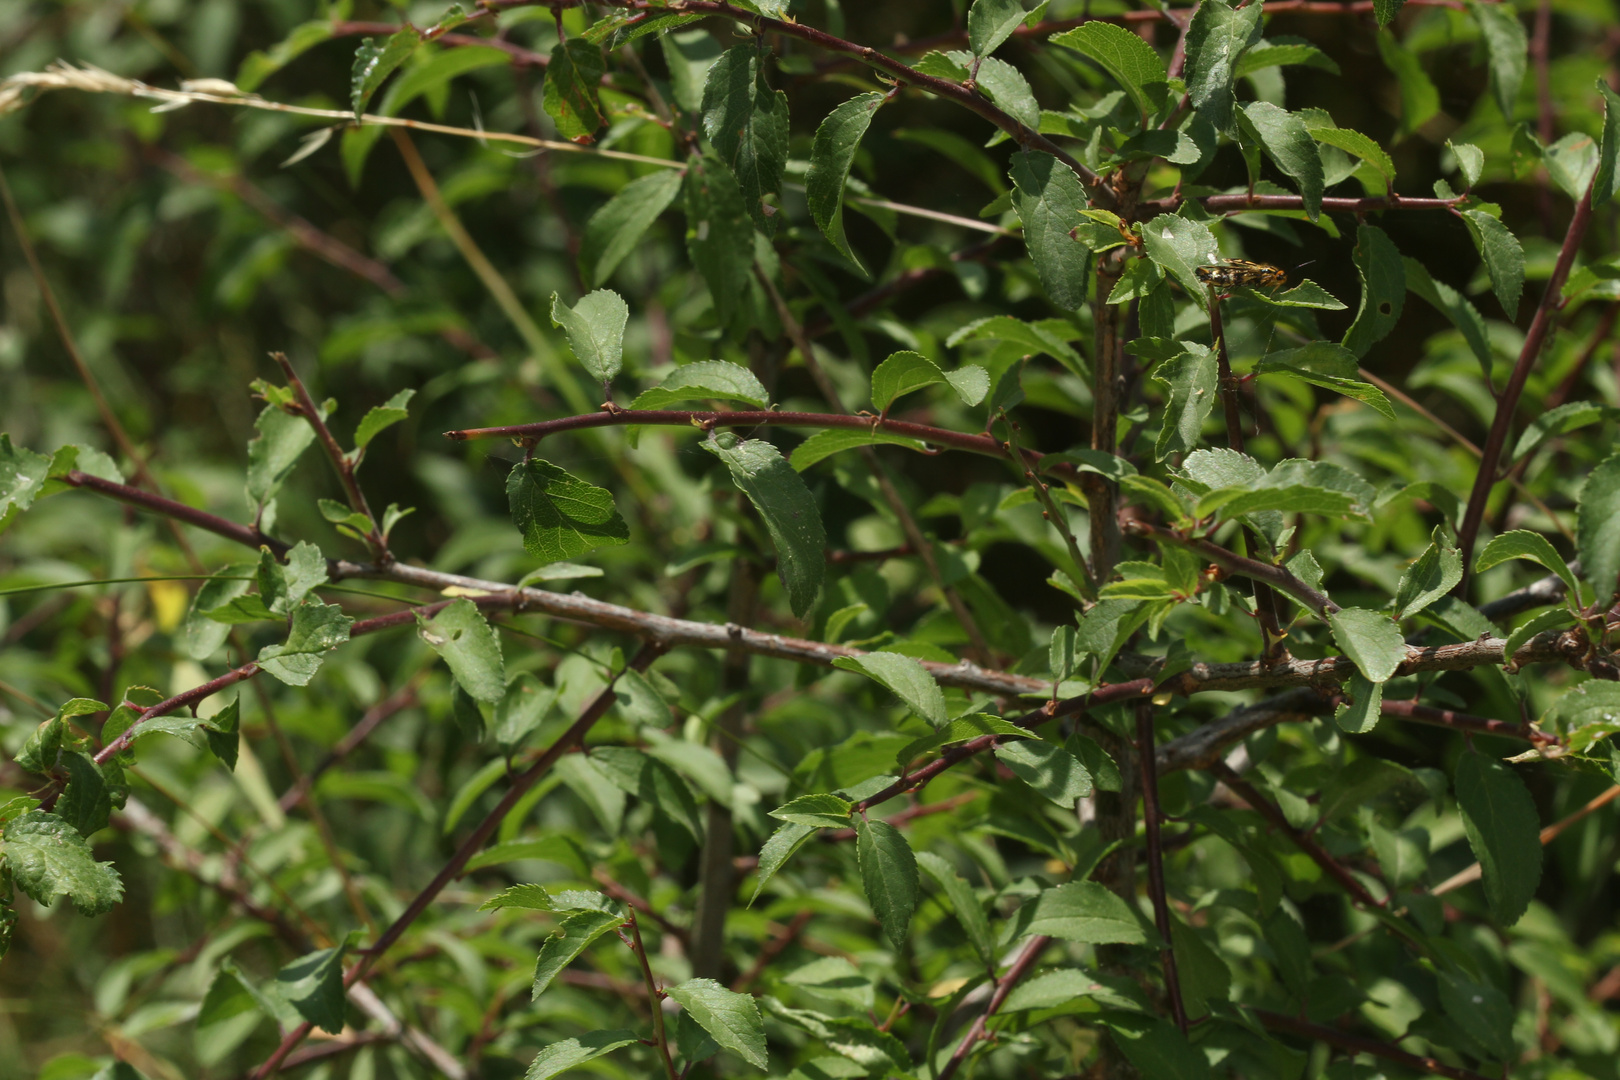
[936, 934, 1052, 1080]
[1457, 183, 1596, 586]
[1137, 700, 1188, 1032]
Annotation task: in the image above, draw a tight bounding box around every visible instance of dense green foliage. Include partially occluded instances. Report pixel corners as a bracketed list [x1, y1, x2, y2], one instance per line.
[2, 0, 1620, 1078]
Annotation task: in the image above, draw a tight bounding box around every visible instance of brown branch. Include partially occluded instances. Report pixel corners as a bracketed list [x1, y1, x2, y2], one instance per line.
[850, 679, 1158, 816]
[61, 469, 285, 553]
[446, 407, 1046, 471]
[1212, 763, 1388, 911]
[1155, 688, 1334, 773]
[1136, 700, 1188, 1032]
[1378, 698, 1559, 748]
[1457, 182, 1596, 586]
[1124, 520, 1339, 617]
[270, 351, 387, 556]
[1252, 1008, 1495, 1080]
[821, 792, 981, 842]
[936, 934, 1051, 1080]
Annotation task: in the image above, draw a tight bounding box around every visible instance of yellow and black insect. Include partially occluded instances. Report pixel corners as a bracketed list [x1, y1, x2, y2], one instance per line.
[1194, 259, 1289, 290]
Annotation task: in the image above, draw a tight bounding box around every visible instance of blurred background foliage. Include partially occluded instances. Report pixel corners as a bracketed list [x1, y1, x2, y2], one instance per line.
[2, 0, 1620, 1078]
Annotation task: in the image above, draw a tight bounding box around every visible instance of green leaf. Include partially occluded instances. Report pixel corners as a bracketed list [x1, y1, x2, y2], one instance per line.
[789, 429, 929, 471]
[1450, 139, 1485, 188]
[256, 601, 354, 687]
[701, 46, 788, 229]
[855, 818, 918, 949]
[1257, 344, 1395, 418]
[532, 909, 624, 999]
[525, 1030, 643, 1080]
[1151, 344, 1218, 461]
[1549, 681, 1620, 751]
[806, 92, 885, 274]
[769, 793, 853, 829]
[1005, 880, 1147, 945]
[703, 433, 825, 618]
[1236, 102, 1324, 220]
[352, 388, 414, 451]
[1504, 607, 1575, 663]
[1104, 1013, 1211, 1080]
[350, 29, 419, 117]
[1333, 671, 1384, 734]
[1596, 79, 1620, 208]
[832, 651, 947, 726]
[1543, 132, 1598, 200]
[1577, 451, 1620, 600]
[780, 956, 874, 1011]
[0, 435, 50, 534]
[869, 351, 987, 412]
[592, 747, 704, 842]
[1437, 969, 1517, 1061]
[750, 821, 815, 904]
[414, 597, 505, 703]
[968, 0, 1028, 58]
[1513, 402, 1617, 462]
[994, 739, 1092, 807]
[1142, 213, 1220, 302]
[1327, 607, 1406, 683]
[1374, 0, 1405, 27]
[507, 458, 631, 566]
[1198, 459, 1377, 520]
[1008, 151, 1091, 310]
[580, 169, 684, 287]
[1475, 529, 1579, 601]
[915, 851, 995, 966]
[57, 752, 121, 838]
[1461, 210, 1524, 319]
[1236, 39, 1339, 78]
[1050, 22, 1169, 119]
[205, 697, 241, 771]
[245, 391, 324, 507]
[3, 811, 124, 916]
[237, 20, 335, 92]
[1404, 258, 1492, 375]
[1067, 733, 1123, 792]
[1469, 0, 1527, 119]
[275, 944, 349, 1035]
[1004, 970, 1152, 1013]
[892, 128, 1008, 193]
[1311, 127, 1396, 189]
[665, 979, 768, 1070]
[972, 56, 1040, 130]
[542, 39, 606, 140]
[1170, 918, 1231, 1019]
[1454, 753, 1542, 925]
[1183, 0, 1264, 132]
[1376, 30, 1440, 137]
[1341, 224, 1406, 358]
[661, 28, 724, 113]
[480, 883, 559, 912]
[684, 152, 756, 323]
[631, 360, 770, 410]
[550, 289, 629, 386]
[1394, 527, 1463, 620]
[492, 672, 556, 750]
